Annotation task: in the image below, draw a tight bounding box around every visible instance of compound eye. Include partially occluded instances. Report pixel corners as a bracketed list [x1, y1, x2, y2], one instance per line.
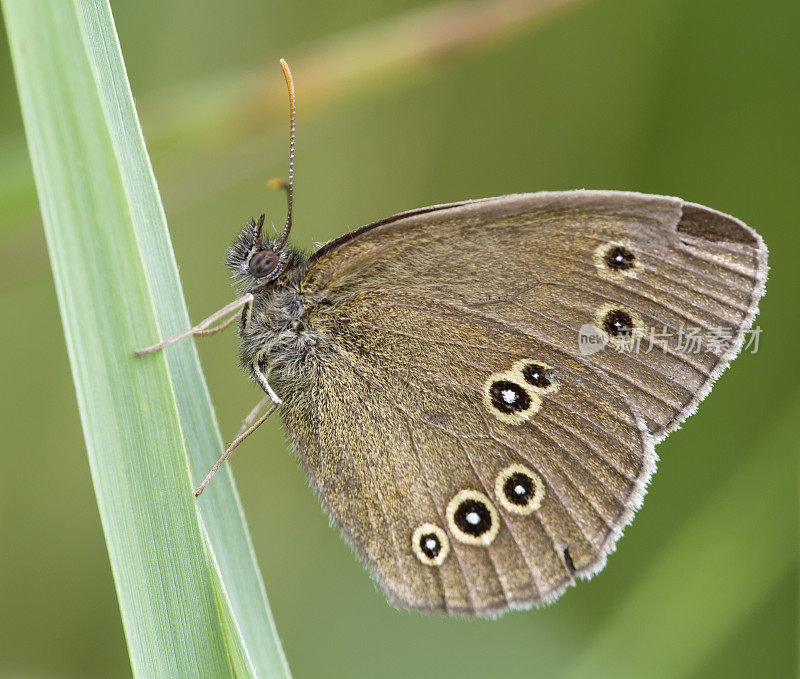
[248, 249, 280, 278]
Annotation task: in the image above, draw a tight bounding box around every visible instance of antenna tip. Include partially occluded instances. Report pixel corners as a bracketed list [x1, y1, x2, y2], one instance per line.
[267, 177, 288, 191]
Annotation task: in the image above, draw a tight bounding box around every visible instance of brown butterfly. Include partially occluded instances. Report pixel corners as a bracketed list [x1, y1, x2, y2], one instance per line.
[137, 60, 767, 616]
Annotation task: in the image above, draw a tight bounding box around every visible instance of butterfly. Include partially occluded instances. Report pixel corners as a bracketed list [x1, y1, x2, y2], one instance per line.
[137, 60, 767, 616]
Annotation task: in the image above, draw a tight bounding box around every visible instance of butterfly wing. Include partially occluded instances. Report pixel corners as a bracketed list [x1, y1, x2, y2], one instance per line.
[304, 191, 767, 441]
[277, 191, 765, 614]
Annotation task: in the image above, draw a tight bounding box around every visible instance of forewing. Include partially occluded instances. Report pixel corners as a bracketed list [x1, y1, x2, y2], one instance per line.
[305, 191, 767, 440]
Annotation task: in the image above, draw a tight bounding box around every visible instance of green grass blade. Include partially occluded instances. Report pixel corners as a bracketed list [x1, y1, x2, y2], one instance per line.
[3, 0, 290, 676]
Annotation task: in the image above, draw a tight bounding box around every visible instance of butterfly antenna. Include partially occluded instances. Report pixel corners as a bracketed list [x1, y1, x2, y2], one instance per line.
[275, 58, 295, 250]
[253, 213, 265, 242]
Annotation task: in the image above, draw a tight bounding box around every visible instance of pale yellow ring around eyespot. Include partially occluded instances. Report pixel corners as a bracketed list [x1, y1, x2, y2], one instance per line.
[494, 463, 545, 515]
[411, 523, 450, 567]
[446, 489, 500, 547]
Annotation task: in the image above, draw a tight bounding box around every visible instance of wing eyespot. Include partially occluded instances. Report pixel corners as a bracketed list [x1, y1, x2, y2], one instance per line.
[604, 245, 636, 271]
[483, 375, 541, 424]
[512, 360, 559, 394]
[594, 303, 646, 348]
[603, 308, 635, 338]
[593, 241, 640, 280]
[494, 464, 545, 515]
[484, 361, 559, 424]
[446, 490, 500, 546]
[522, 363, 551, 389]
[488, 379, 531, 413]
[411, 523, 450, 566]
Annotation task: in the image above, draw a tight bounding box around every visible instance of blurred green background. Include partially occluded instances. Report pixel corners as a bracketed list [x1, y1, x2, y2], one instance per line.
[1, 0, 797, 677]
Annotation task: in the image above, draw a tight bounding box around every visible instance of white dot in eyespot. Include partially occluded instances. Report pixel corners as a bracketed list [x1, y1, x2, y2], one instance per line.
[514, 484, 526, 496]
[425, 538, 437, 551]
[466, 511, 480, 525]
[501, 389, 517, 404]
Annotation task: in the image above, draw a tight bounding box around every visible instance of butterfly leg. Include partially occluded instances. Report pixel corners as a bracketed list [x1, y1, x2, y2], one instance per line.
[195, 400, 279, 498]
[134, 293, 254, 356]
[236, 395, 272, 437]
[252, 360, 283, 405]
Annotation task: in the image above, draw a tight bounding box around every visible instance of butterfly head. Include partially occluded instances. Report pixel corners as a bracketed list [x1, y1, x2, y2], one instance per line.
[227, 213, 306, 289]
[246, 213, 288, 283]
